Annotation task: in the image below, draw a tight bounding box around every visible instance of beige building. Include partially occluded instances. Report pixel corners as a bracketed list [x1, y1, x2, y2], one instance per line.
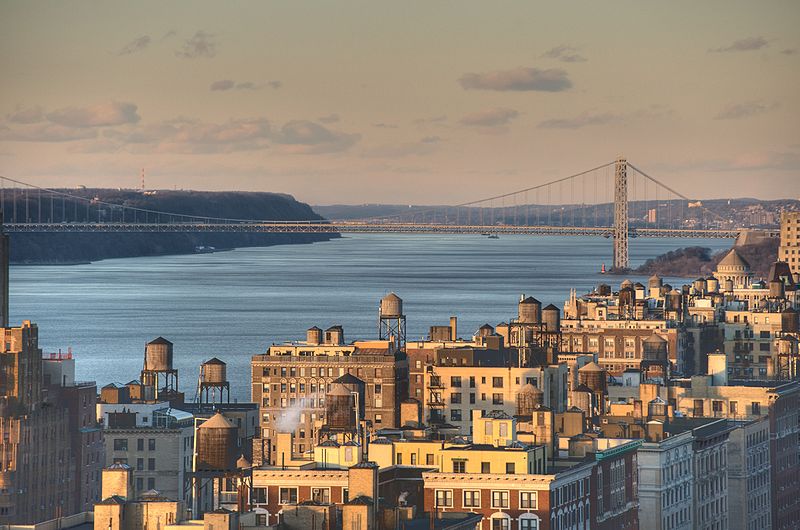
[779, 211, 800, 278]
[637, 430, 695, 530]
[251, 333, 404, 458]
[727, 418, 771, 530]
[422, 363, 567, 430]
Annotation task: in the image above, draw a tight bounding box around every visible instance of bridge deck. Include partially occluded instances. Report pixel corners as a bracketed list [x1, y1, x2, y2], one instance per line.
[1, 222, 754, 238]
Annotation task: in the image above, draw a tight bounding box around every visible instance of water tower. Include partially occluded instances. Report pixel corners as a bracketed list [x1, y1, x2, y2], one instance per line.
[141, 337, 178, 401]
[378, 292, 406, 350]
[197, 357, 230, 409]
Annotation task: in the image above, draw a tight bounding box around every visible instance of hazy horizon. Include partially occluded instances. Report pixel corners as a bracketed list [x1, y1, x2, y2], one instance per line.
[2, 1, 799, 205]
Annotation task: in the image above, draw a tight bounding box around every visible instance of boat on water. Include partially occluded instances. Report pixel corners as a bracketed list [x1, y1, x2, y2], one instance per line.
[194, 245, 217, 254]
[600, 263, 606, 274]
[487, 234, 499, 239]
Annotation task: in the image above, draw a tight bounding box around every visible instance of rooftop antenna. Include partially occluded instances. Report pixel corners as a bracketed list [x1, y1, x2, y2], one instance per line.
[140, 168, 145, 191]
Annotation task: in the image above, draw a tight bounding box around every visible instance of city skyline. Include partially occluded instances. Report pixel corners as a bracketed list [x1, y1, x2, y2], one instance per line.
[1, 1, 799, 205]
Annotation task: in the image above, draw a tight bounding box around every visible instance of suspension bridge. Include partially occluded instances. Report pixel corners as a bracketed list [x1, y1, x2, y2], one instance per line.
[0, 158, 768, 269]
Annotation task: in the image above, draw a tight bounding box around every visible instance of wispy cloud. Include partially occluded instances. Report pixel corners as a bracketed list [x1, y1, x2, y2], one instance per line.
[117, 35, 151, 56]
[0, 123, 97, 142]
[460, 107, 520, 127]
[362, 137, 441, 158]
[372, 123, 398, 129]
[6, 105, 44, 124]
[709, 36, 768, 53]
[46, 102, 141, 128]
[542, 45, 586, 63]
[780, 48, 796, 55]
[459, 67, 572, 92]
[538, 111, 620, 129]
[318, 114, 340, 124]
[714, 101, 779, 120]
[272, 120, 360, 154]
[176, 30, 217, 59]
[209, 79, 280, 91]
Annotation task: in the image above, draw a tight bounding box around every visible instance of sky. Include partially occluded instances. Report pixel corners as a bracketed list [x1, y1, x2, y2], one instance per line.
[1, 1, 799, 205]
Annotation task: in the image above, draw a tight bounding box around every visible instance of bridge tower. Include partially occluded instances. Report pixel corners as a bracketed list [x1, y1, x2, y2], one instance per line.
[613, 157, 629, 270]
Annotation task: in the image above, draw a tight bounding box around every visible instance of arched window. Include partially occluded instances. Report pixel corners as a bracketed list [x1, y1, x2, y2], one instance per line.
[519, 513, 541, 530]
[490, 512, 511, 530]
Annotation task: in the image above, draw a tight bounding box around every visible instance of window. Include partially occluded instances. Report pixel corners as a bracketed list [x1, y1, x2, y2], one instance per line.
[492, 377, 504, 388]
[760, 330, 770, 339]
[148, 439, 156, 451]
[451, 376, 462, 387]
[492, 393, 504, 405]
[375, 384, 382, 395]
[463, 490, 480, 507]
[435, 490, 453, 508]
[279, 487, 298, 504]
[137, 438, 144, 451]
[451, 409, 462, 421]
[426, 454, 434, 465]
[396, 453, 403, 465]
[113, 439, 128, 451]
[451, 392, 462, 404]
[481, 462, 491, 474]
[375, 414, 382, 425]
[136, 477, 143, 490]
[491, 490, 509, 508]
[752, 402, 761, 415]
[112, 457, 128, 465]
[252, 487, 268, 504]
[506, 462, 515, 474]
[520, 491, 538, 509]
[148, 458, 156, 471]
[492, 518, 510, 530]
[411, 453, 417, 465]
[453, 460, 466, 473]
[499, 423, 508, 437]
[520, 516, 539, 530]
[147, 478, 155, 490]
[469, 376, 476, 388]
[311, 487, 330, 504]
[469, 393, 476, 404]
[136, 458, 144, 470]
[730, 401, 738, 415]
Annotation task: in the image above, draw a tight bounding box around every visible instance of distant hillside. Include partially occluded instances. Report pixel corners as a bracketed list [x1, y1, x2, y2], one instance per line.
[633, 238, 779, 279]
[5, 189, 336, 263]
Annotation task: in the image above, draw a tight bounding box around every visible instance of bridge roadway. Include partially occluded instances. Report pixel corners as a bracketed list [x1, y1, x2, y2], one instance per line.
[2, 221, 761, 239]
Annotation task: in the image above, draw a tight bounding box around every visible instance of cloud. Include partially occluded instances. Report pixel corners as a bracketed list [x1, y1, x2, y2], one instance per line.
[362, 137, 441, 158]
[6, 105, 44, 124]
[210, 79, 235, 91]
[714, 101, 779, 120]
[210, 79, 281, 91]
[272, 120, 360, 154]
[105, 117, 273, 154]
[117, 35, 151, 56]
[45, 102, 140, 128]
[780, 48, 796, 55]
[709, 36, 768, 53]
[459, 67, 572, 92]
[542, 45, 586, 63]
[318, 114, 340, 124]
[538, 111, 620, 129]
[176, 30, 217, 59]
[413, 115, 447, 125]
[372, 123, 398, 129]
[460, 107, 520, 127]
[0, 123, 97, 142]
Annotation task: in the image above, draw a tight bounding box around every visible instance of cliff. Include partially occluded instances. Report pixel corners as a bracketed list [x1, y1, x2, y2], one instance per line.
[5, 189, 336, 263]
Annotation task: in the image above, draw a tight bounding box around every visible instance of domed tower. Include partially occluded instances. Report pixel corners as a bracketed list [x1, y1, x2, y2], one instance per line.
[713, 248, 752, 288]
[378, 292, 406, 349]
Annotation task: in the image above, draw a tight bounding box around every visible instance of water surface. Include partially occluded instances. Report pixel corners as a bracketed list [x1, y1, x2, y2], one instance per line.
[10, 234, 731, 400]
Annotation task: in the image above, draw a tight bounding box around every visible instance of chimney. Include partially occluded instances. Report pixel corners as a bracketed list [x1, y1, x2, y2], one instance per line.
[707, 352, 728, 386]
[449, 316, 458, 341]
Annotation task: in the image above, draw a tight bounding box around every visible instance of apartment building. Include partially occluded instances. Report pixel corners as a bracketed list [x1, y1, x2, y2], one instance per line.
[779, 211, 800, 277]
[251, 331, 405, 456]
[637, 430, 695, 530]
[727, 417, 771, 530]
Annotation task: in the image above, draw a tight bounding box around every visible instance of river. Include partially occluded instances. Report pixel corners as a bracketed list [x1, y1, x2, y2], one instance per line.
[10, 234, 732, 401]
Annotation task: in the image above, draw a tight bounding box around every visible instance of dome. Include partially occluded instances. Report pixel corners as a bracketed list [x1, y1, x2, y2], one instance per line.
[717, 249, 750, 271]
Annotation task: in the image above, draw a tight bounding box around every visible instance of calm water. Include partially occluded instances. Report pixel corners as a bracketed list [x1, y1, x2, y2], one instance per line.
[10, 234, 731, 401]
